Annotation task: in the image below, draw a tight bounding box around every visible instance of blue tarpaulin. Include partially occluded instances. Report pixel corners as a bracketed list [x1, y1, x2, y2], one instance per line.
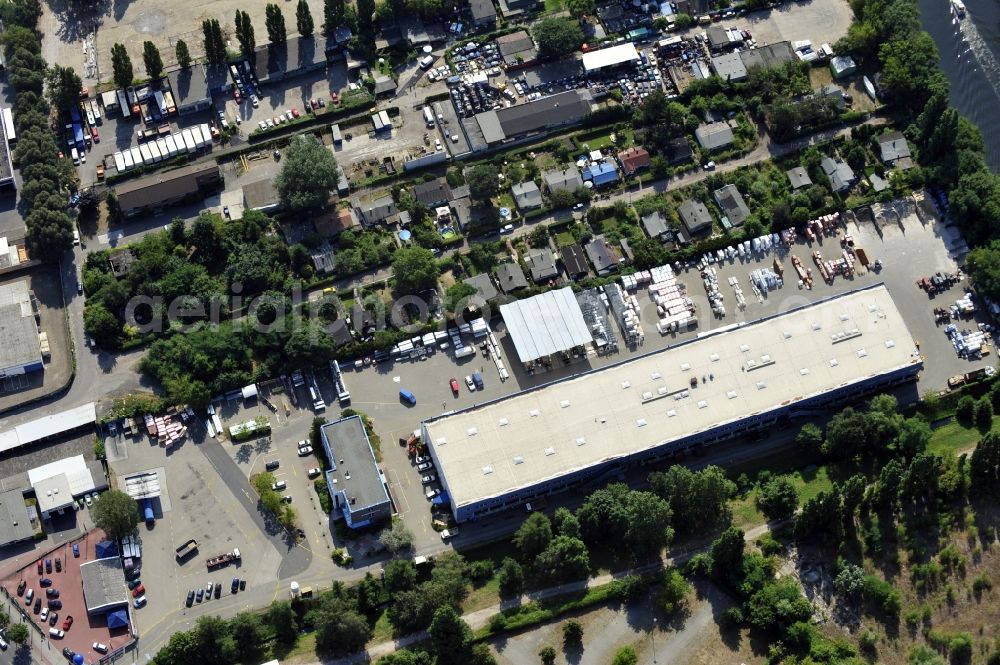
[106, 609, 128, 629]
[431, 491, 450, 506]
[95, 540, 118, 558]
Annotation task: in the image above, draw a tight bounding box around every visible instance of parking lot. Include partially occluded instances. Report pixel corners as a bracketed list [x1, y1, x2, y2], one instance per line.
[104, 415, 310, 640]
[0, 531, 132, 663]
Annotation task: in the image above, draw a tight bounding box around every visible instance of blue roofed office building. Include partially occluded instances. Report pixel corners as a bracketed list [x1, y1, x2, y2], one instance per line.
[320, 415, 392, 529]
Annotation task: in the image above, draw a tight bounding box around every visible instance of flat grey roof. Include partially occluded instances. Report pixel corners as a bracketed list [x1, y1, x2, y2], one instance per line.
[499, 287, 593, 363]
[0, 281, 39, 375]
[322, 416, 390, 511]
[80, 557, 128, 614]
[425, 285, 918, 510]
[712, 52, 747, 81]
[0, 488, 33, 546]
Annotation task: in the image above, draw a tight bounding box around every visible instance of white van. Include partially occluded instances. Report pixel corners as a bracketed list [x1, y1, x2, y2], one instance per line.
[419, 55, 434, 70]
[423, 107, 435, 128]
[70, 147, 79, 165]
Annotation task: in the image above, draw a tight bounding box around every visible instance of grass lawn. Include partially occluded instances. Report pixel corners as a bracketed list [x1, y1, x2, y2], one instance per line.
[280, 632, 316, 664]
[731, 465, 834, 529]
[497, 192, 516, 213]
[463, 576, 502, 613]
[926, 418, 997, 456]
[555, 231, 576, 247]
[369, 611, 394, 645]
[544, 0, 564, 11]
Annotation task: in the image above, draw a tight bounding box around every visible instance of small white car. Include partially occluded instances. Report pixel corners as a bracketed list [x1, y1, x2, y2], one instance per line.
[250, 95, 259, 107]
[298, 446, 313, 456]
[307, 467, 322, 478]
[265, 118, 274, 128]
[93, 642, 108, 653]
[464, 376, 476, 392]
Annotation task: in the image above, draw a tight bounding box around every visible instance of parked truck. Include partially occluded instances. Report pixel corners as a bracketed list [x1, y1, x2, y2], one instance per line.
[206, 548, 241, 569]
[174, 539, 198, 561]
[948, 366, 996, 390]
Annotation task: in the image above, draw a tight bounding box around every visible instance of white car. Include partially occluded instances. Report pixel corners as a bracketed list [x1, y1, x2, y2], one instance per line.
[84, 494, 92, 507]
[40, 607, 48, 621]
[93, 642, 108, 653]
[258, 120, 267, 131]
[265, 118, 274, 128]
[307, 467, 322, 478]
[250, 95, 259, 107]
[464, 376, 475, 391]
[297, 446, 313, 456]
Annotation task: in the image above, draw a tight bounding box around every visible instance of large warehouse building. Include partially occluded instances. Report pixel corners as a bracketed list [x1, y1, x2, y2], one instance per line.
[0, 281, 42, 379]
[423, 285, 921, 522]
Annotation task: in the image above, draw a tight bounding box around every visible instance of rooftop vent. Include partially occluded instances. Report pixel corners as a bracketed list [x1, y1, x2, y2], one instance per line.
[740, 344, 750, 352]
[727, 391, 737, 399]
[560, 400, 571, 408]
[621, 380, 631, 389]
[482, 465, 494, 475]
[636, 419, 647, 427]
[657, 386, 668, 396]
[642, 391, 653, 400]
[529, 409, 540, 417]
[840, 313, 849, 321]
[799, 368, 810, 376]
[829, 358, 839, 367]
[756, 381, 766, 390]
[812, 322, 821, 331]
[857, 349, 868, 358]
[513, 456, 524, 465]
[680, 363, 691, 371]
[498, 417, 509, 426]
[760, 354, 771, 363]
[868, 303, 878, 312]
[884, 340, 896, 348]
[783, 331, 792, 339]
[544, 447, 555, 456]
[436, 437, 447, 445]
[667, 409, 677, 417]
[575, 437, 586, 446]
[650, 372, 662, 380]
[697, 400, 708, 409]
[710, 353, 720, 362]
[467, 427, 478, 436]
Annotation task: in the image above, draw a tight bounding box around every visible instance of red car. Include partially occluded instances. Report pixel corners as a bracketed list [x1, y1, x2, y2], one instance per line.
[449, 378, 459, 396]
[290, 107, 300, 118]
[62, 615, 73, 631]
[90, 127, 99, 143]
[36, 560, 42, 574]
[131, 584, 145, 598]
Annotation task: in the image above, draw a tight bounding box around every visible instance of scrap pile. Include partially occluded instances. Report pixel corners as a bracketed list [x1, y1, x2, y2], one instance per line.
[781, 228, 797, 246]
[144, 413, 187, 448]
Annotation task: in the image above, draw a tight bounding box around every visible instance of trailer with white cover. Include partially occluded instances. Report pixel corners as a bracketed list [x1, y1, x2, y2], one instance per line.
[122, 149, 134, 170]
[147, 140, 162, 162]
[113, 151, 126, 173]
[156, 137, 169, 159]
[127, 146, 140, 167]
[164, 134, 179, 156]
[139, 143, 153, 165]
[199, 123, 212, 147]
[154, 90, 168, 117]
[181, 128, 196, 152]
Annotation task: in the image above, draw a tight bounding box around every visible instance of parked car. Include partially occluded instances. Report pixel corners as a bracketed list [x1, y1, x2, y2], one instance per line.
[40, 578, 52, 587]
[36, 560, 42, 574]
[16, 580, 25, 596]
[206, 582, 213, 597]
[464, 376, 476, 392]
[297, 446, 313, 456]
[45, 559, 52, 573]
[72, 544, 79, 558]
[258, 120, 267, 131]
[265, 460, 280, 471]
[272, 481, 287, 491]
[239, 579, 246, 590]
[414, 455, 430, 464]
[33, 598, 41, 613]
[128, 578, 142, 590]
[46, 588, 59, 598]
[49, 611, 59, 626]
[134, 596, 146, 608]
[40, 607, 48, 622]
[131, 584, 145, 598]
[93, 642, 108, 654]
[49, 600, 62, 610]
[24, 589, 33, 605]
[196, 588, 204, 602]
[48, 628, 64, 639]
[421, 474, 437, 485]
[425, 487, 441, 499]
[417, 461, 433, 472]
[62, 647, 73, 659]
[306, 467, 321, 478]
[232, 578, 240, 594]
[186, 590, 194, 607]
[251, 95, 259, 107]
[449, 378, 459, 395]
[214, 584, 221, 599]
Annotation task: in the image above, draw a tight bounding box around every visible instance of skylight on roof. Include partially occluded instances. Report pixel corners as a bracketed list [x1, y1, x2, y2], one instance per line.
[467, 427, 478, 436]
[650, 372, 662, 380]
[697, 400, 708, 409]
[679, 363, 691, 371]
[513, 456, 524, 465]
[575, 437, 586, 446]
[667, 409, 677, 417]
[636, 418, 647, 427]
[740, 344, 750, 352]
[710, 353, 720, 362]
[857, 349, 868, 358]
[544, 447, 555, 456]
[756, 381, 766, 390]
[829, 358, 839, 367]
[560, 400, 571, 408]
[884, 340, 896, 348]
[498, 418, 509, 426]
[799, 368, 810, 376]
[482, 465, 494, 475]
[727, 390, 737, 399]
[621, 381, 631, 389]
[530, 409, 540, 417]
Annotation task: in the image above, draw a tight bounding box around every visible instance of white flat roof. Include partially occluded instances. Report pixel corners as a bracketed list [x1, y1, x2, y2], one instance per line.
[0, 402, 97, 453]
[28, 455, 97, 499]
[582, 43, 640, 71]
[426, 285, 918, 510]
[500, 288, 594, 363]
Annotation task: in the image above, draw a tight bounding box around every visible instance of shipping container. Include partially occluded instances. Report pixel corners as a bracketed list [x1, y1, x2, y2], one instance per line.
[164, 134, 179, 156]
[156, 137, 169, 160]
[129, 146, 142, 167]
[122, 149, 134, 170]
[116, 90, 130, 118]
[113, 151, 126, 172]
[147, 140, 162, 162]
[139, 143, 153, 164]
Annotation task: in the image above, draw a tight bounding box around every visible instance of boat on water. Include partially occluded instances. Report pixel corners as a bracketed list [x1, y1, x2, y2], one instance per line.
[951, 0, 966, 19]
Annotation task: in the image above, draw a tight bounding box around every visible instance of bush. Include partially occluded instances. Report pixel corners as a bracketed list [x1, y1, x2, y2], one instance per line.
[562, 619, 583, 646]
[858, 629, 878, 652]
[956, 395, 976, 425]
[757, 532, 784, 556]
[611, 646, 638, 665]
[862, 575, 901, 615]
[720, 606, 744, 628]
[538, 645, 556, 665]
[468, 560, 494, 585]
[314, 477, 332, 512]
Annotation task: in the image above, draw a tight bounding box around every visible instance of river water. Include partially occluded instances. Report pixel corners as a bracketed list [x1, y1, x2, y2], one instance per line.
[919, 0, 1000, 170]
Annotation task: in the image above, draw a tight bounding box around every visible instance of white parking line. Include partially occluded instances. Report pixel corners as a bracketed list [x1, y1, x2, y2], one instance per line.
[387, 468, 410, 515]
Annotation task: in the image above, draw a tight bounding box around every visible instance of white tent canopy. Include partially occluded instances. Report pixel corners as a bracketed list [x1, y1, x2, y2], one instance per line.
[500, 288, 593, 364]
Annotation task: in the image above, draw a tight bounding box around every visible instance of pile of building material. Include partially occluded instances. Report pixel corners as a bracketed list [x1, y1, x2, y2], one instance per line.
[952, 295, 975, 318]
[750, 268, 783, 295]
[604, 282, 644, 345]
[802, 213, 841, 241]
[945, 324, 990, 358]
[144, 413, 187, 448]
[728, 276, 746, 310]
[702, 266, 725, 317]
[791, 255, 813, 289]
[781, 228, 797, 246]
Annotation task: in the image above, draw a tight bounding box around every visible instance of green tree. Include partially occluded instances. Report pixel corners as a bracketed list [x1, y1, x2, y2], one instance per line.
[444, 282, 476, 312]
[265, 4, 288, 45]
[893, 417, 931, 457]
[276, 135, 339, 212]
[235, 10, 256, 56]
[879, 32, 946, 114]
[142, 41, 164, 81]
[4, 0, 40, 29]
[795, 422, 823, 453]
[746, 578, 812, 632]
[534, 535, 590, 583]
[658, 568, 690, 615]
[611, 646, 638, 665]
[229, 612, 264, 663]
[565, 0, 593, 17]
[466, 163, 499, 201]
[562, 619, 583, 646]
[648, 465, 735, 536]
[956, 395, 976, 425]
[384, 558, 418, 594]
[110, 43, 133, 88]
[513, 512, 553, 561]
[310, 592, 372, 655]
[324, 0, 348, 35]
[266, 601, 298, 643]
[297, 0, 315, 36]
[553, 507, 581, 539]
[755, 476, 798, 521]
[428, 606, 473, 665]
[710, 526, 745, 589]
[379, 519, 414, 554]
[966, 240, 1000, 302]
[391, 247, 439, 296]
[532, 17, 583, 60]
[202, 19, 226, 64]
[43, 65, 83, 122]
[91, 490, 139, 540]
[538, 646, 556, 665]
[6, 623, 28, 646]
[175, 39, 192, 68]
[970, 431, 1000, 495]
[284, 322, 337, 367]
[84, 302, 121, 347]
[977, 396, 994, 429]
[497, 557, 524, 597]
